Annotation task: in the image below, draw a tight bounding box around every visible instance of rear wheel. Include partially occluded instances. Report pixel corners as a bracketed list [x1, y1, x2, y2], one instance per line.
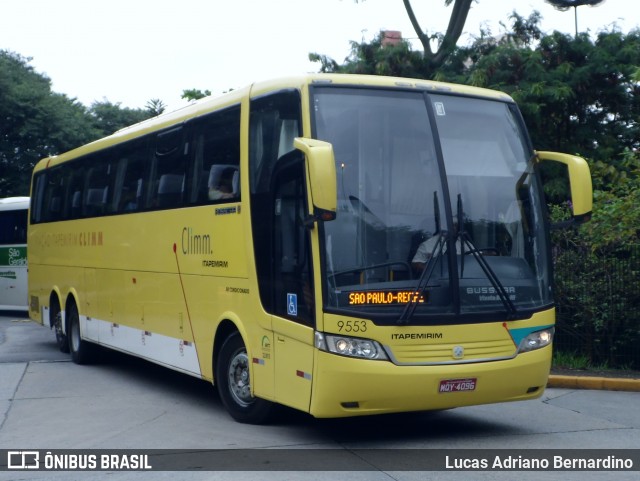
[51, 298, 69, 353]
[215, 332, 273, 424]
[68, 302, 96, 364]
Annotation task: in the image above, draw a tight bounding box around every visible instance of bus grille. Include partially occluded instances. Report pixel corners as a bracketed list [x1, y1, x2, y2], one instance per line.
[386, 339, 516, 365]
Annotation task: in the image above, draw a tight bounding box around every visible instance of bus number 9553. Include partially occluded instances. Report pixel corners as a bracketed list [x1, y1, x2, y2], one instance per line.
[336, 320, 368, 333]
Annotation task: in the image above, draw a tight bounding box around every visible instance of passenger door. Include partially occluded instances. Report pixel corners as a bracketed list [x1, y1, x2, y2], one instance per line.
[271, 159, 316, 412]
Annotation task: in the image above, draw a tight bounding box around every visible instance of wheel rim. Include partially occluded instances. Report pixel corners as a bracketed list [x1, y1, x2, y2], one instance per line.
[227, 348, 253, 407]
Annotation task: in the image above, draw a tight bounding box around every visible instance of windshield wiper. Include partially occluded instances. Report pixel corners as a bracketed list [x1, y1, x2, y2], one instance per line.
[397, 231, 447, 325]
[456, 194, 518, 318]
[397, 191, 445, 325]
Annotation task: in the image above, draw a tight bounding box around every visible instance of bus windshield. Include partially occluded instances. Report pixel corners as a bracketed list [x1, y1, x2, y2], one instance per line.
[312, 87, 551, 322]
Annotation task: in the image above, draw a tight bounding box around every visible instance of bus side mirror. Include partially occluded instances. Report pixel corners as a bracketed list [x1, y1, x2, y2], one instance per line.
[536, 151, 593, 224]
[294, 137, 337, 222]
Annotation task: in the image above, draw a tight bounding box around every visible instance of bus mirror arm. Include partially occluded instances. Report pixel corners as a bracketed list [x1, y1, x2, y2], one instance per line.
[535, 151, 593, 224]
[294, 137, 337, 224]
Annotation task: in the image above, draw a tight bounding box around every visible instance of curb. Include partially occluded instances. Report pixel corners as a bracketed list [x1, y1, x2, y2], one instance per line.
[547, 375, 640, 392]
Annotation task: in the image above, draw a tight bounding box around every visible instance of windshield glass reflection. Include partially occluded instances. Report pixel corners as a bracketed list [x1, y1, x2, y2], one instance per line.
[312, 87, 551, 323]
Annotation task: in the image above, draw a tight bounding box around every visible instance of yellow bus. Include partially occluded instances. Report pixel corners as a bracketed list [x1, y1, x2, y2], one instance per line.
[0, 197, 29, 311]
[28, 74, 592, 423]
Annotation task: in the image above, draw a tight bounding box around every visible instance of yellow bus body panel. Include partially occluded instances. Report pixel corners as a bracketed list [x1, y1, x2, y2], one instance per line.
[311, 344, 551, 418]
[310, 310, 554, 418]
[28, 203, 263, 380]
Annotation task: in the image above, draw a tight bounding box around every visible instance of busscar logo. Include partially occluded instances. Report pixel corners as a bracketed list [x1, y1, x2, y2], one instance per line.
[466, 287, 516, 295]
[8, 451, 40, 469]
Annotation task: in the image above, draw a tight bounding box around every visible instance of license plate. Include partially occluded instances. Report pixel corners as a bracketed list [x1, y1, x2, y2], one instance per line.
[439, 378, 477, 393]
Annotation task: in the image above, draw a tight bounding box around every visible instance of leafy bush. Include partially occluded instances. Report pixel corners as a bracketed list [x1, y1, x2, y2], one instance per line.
[552, 149, 640, 369]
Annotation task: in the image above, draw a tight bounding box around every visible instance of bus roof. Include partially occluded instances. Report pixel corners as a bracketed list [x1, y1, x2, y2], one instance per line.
[33, 73, 515, 173]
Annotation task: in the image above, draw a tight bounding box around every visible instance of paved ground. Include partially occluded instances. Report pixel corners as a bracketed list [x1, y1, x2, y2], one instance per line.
[1, 311, 639, 480]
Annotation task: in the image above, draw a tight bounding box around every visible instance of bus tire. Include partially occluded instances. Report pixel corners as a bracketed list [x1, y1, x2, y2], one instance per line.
[215, 332, 273, 424]
[51, 298, 69, 354]
[67, 302, 96, 365]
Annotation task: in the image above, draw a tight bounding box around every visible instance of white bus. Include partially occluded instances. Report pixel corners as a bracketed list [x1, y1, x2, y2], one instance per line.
[0, 197, 29, 311]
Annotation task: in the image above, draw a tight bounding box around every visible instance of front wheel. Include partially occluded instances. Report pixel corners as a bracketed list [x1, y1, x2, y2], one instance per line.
[68, 302, 97, 365]
[215, 332, 273, 424]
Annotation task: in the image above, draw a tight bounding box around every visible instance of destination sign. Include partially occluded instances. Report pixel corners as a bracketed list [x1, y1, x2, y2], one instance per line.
[348, 290, 426, 306]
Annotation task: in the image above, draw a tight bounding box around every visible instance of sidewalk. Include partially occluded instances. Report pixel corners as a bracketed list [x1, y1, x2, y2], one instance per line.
[547, 373, 640, 392]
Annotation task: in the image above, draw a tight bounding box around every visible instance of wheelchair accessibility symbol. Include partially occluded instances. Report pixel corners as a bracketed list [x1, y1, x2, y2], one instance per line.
[287, 293, 298, 316]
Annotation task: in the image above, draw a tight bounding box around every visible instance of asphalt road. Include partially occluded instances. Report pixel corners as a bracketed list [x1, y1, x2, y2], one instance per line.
[1, 312, 638, 481]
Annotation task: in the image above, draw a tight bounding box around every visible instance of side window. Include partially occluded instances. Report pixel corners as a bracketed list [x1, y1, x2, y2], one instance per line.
[149, 127, 187, 209]
[190, 106, 241, 204]
[83, 154, 115, 217]
[272, 160, 314, 325]
[41, 168, 65, 222]
[112, 140, 149, 213]
[249, 90, 301, 195]
[30, 173, 46, 224]
[63, 160, 85, 220]
[249, 90, 305, 318]
[0, 209, 27, 244]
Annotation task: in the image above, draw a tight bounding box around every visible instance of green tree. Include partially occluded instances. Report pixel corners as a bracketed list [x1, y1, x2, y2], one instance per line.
[145, 98, 167, 116]
[404, 0, 474, 70]
[0, 51, 98, 196]
[181, 88, 212, 101]
[435, 15, 639, 208]
[0, 50, 159, 196]
[438, 15, 640, 167]
[551, 149, 640, 369]
[311, 0, 475, 76]
[88, 100, 153, 137]
[311, 31, 428, 77]
[313, 11, 639, 169]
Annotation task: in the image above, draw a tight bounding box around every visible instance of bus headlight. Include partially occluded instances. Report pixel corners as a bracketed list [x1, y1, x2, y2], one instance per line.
[517, 327, 554, 353]
[315, 332, 388, 360]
